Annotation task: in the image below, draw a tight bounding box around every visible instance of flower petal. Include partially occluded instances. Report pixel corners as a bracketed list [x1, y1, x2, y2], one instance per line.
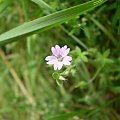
[63, 45, 67, 50]
[55, 45, 61, 55]
[54, 63, 58, 70]
[57, 62, 63, 70]
[47, 59, 57, 65]
[63, 56, 72, 65]
[61, 46, 70, 57]
[51, 45, 61, 56]
[53, 62, 63, 70]
[64, 56, 72, 61]
[51, 47, 57, 56]
[45, 56, 57, 61]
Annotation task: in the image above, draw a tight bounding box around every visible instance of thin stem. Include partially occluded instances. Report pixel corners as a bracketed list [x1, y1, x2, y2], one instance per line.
[0, 49, 35, 106]
[87, 14, 116, 46]
[61, 26, 88, 50]
[88, 66, 103, 84]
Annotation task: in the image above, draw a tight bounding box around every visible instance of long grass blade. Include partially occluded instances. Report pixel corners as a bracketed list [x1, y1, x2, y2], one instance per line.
[0, 0, 107, 45]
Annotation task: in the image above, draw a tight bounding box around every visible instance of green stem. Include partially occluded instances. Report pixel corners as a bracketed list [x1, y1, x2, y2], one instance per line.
[20, 0, 31, 54]
[88, 66, 103, 84]
[87, 14, 116, 46]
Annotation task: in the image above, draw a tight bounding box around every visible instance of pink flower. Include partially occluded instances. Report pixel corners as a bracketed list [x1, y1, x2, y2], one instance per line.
[45, 45, 72, 70]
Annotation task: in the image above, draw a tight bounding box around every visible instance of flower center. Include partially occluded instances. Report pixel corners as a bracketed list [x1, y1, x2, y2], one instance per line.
[57, 55, 63, 62]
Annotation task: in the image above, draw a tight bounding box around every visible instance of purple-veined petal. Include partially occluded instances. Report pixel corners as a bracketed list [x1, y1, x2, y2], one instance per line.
[60, 45, 67, 53]
[54, 62, 58, 70]
[61, 48, 70, 57]
[45, 56, 57, 61]
[53, 62, 63, 70]
[63, 45, 67, 50]
[47, 59, 58, 65]
[51, 47, 57, 56]
[63, 56, 72, 65]
[55, 45, 61, 55]
[57, 62, 63, 70]
[63, 56, 72, 61]
[51, 45, 61, 56]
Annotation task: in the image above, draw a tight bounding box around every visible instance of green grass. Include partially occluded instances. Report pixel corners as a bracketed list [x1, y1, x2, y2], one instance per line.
[0, 0, 120, 120]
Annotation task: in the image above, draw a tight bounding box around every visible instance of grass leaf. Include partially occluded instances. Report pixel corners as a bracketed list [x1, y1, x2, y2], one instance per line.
[0, 0, 107, 45]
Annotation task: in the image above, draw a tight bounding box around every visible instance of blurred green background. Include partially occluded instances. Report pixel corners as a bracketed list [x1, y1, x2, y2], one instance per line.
[0, 0, 120, 120]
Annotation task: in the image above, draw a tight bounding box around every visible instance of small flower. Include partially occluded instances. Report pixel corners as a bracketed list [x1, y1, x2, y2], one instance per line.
[45, 45, 72, 70]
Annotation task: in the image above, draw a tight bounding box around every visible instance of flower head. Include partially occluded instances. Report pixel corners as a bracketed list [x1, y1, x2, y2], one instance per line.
[45, 45, 72, 70]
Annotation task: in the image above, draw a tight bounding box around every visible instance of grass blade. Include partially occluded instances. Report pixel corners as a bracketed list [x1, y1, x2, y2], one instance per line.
[0, 0, 107, 45]
[0, 0, 11, 15]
